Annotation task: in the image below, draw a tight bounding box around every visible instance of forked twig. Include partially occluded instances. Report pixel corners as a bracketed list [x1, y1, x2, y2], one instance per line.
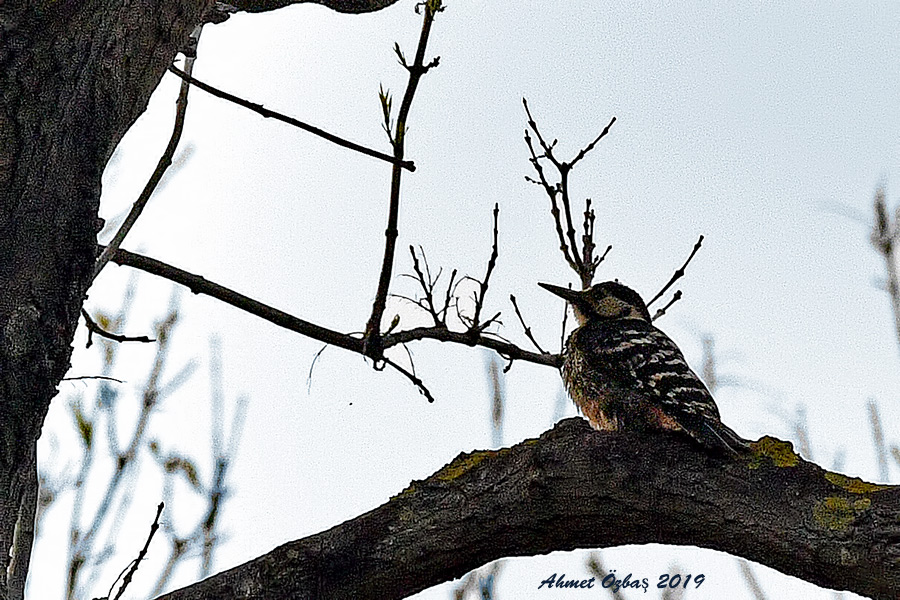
[523, 99, 616, 288]
[81, 309, 155, 348]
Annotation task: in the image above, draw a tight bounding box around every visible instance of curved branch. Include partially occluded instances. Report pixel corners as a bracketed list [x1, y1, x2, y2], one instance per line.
[154, 418, 900, 600]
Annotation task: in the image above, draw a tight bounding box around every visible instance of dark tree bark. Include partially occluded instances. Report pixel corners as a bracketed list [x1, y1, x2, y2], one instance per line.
[0, 1, 396, 598]
[156, 418, 899, 600]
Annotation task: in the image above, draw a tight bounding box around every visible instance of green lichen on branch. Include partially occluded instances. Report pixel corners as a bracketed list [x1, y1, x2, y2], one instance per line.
[824, 472, 893, 495]
[748, 436, 799, 469]
[813, 496, 872, 531]
[434, 450, 496, 482]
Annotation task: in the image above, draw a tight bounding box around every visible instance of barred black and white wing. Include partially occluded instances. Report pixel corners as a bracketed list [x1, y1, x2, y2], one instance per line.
[576, 319, 748, 454]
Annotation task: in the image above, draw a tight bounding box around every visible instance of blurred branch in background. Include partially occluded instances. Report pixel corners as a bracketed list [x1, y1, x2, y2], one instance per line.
[36, 285, 245, 599]
[450, 355, 507, 600]
[871, 186, 900, 356]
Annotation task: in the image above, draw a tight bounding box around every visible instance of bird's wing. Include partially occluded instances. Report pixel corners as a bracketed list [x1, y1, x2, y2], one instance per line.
[582, 321, 747, 453]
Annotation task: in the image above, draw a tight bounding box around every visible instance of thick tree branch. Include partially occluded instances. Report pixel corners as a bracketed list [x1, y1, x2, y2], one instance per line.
[155, 418, 900, 600]
[226, 0, 400, 14]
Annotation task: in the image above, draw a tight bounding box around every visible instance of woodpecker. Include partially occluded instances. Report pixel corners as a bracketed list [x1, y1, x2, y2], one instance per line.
[539, 281, 747, 454]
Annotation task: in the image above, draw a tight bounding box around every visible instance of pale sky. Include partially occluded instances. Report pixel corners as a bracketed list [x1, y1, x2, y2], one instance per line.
[31, 2, 900, 598]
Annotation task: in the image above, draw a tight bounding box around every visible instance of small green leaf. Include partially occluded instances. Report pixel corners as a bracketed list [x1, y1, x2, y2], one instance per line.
[70, 401, 93, 450]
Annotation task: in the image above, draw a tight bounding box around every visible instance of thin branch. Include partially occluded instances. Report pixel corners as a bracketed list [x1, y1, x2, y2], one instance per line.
[647, 235, 704, 307]
[469, 204, 500, 333]
[61, 375, 125, 384]
[524, 131, 577, 273]
[363, 1, 442, 361]
[94, 27, 202, 279]
[166, 65, 414, 172]
[570, 116, 616, 169]
[509, 294, 546, 354]
[109, 502, 164, 600]
[524, 99, 584, 275]
[586, 553, 625, 600]
[81, 308, 155, 348]
[651, 290, 683, 322]
[107, 247, 561, 369]
[382, 356, 435, 403]
[407, 246, 442, 325]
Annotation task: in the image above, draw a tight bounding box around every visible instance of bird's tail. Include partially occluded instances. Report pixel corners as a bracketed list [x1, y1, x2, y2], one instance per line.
[700, 420, 750, 456]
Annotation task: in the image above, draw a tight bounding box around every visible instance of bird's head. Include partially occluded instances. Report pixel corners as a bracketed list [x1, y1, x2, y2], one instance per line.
[538, 281, 652, 326]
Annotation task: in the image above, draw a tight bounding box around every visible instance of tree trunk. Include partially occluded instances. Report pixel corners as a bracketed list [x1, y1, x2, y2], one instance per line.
[0, 1, 395, 597]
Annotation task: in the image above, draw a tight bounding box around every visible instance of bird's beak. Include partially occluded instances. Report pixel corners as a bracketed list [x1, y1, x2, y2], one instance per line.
[538, 282, 582, 303]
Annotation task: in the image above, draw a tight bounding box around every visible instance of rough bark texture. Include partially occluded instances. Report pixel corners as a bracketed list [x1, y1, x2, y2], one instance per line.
[0, 1, 396, 598]
[155, 418, 899, 600]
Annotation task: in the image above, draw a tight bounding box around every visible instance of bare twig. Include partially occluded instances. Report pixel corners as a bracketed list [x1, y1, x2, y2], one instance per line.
[524, 131, 578, 274]
[406, 246, 442, 325]
[94, 27, 203, 278]
[570, 117, 617, 169]
[109, 502, 164, 600]
[61, 375, 125, 384]
[166, 65, 414, 172]
[650, 290, 682, 321]
[647, 235, 704, 307]
[509, 295, 546, 354]
[469, 204, 500, 333]
[523, 99, 616, 288]
[81, 308, 155, 348]
[382, 356, 435, 403]
[524, 99, 584, 277]
[363, 0, 442, 361]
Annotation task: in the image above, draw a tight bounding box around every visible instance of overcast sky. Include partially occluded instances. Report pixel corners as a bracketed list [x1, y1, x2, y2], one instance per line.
[29, 2, 900, 599]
